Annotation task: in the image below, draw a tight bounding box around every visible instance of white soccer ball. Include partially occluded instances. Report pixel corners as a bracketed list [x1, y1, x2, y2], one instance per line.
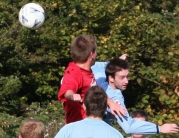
[19, 3, 45, 29]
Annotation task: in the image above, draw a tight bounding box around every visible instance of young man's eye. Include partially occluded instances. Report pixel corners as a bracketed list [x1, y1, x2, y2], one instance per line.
[119, 76, 128, 79]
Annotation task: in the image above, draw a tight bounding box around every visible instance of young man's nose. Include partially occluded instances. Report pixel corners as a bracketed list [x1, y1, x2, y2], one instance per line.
[124, 78, 128, 84]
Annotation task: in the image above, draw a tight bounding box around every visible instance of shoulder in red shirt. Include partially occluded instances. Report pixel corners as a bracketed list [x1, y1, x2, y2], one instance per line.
[58, 62, 96, 123]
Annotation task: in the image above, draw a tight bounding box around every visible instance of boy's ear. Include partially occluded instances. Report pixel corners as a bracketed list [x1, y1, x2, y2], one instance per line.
[89, 52, 93, 58]
[18, 135, 22, 138]
[109, 75, 114, 83]
[90, 51, 96, 59]
[88, 52, 94, 61]
[82, 103, 86, 111]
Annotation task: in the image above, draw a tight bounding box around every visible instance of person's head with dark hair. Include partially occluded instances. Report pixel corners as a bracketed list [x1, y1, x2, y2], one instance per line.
[71, 34, 97, 65]
[130, 110, 148, 138]
[105, 58, 130, 91]
[84, 86, 107, 118]
[131, 109, 148, 121]
[55, 85, 124, 138]
[18, 119, 45, 138]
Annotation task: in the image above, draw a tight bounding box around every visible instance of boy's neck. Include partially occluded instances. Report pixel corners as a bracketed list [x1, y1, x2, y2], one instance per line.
[76, 62, 91, 71]
[87, 116, 102, 120]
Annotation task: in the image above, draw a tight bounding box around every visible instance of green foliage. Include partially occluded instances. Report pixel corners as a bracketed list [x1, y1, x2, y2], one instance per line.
[0, 0, 179, 137]
[0, 101, 64, 138]
[0, 76, 22, 114]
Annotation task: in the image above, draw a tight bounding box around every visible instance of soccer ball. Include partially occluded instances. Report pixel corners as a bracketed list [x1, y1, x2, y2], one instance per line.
[19, 3, 45, 29]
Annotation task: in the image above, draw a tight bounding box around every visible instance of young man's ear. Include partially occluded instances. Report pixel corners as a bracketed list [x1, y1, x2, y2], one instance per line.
[90, 52, 94, 59]
[109, 75, 114, 83]
[18, 135, 22, 138]
[87, 52, 94, 62]
[82, 103, 86, 111]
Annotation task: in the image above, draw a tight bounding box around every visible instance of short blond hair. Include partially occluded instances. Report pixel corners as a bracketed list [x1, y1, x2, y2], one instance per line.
[19, 119, 45, 138]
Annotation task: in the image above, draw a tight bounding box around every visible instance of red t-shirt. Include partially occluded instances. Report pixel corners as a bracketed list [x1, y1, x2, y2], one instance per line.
[58, 62, 96, 124]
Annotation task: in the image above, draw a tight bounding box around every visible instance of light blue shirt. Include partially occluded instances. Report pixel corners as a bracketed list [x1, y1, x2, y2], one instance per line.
[91, 62, 158, 134]
[54, 118, 124, 138]
[126, 136, 148, 138]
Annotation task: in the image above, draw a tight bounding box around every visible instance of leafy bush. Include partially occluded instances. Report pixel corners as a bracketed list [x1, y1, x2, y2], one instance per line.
[0, 0, 179, 137]
[0, 101, 64, 138]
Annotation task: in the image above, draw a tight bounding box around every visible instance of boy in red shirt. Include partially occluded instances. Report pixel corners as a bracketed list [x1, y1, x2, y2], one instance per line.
[58, 35, 126, 124]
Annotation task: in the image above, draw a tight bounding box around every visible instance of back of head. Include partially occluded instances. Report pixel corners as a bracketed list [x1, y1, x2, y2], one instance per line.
[84, 86, 107, 118]
[131, 109, 148, 121]
[105, 58, 130, 81]
[71, 34, 97, 63]
[19, 119, 45, 138]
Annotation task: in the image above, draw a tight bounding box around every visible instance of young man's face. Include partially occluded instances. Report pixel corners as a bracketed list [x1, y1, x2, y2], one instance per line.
[110, 69, 129, 90]
[132, 117, 146, 138]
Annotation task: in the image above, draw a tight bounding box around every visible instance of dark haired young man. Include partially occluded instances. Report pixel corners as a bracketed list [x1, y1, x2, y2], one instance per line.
[92, 58, 179, 135]
[55, 86, 124, 138]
